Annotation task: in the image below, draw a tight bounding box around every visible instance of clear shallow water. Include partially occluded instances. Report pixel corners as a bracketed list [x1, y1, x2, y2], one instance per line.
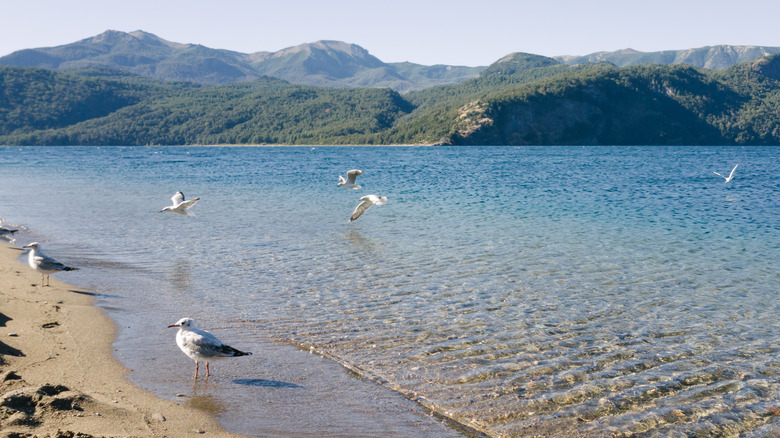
[1, 146, 778, 437]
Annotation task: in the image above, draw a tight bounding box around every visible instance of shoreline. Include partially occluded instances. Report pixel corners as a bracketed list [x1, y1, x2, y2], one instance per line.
[0, 241, 240, 437]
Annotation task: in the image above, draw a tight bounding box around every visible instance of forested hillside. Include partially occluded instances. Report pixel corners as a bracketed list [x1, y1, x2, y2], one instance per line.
[1, 54, 779, 146]
[391, 55, 780, 145]
[0, 67, 414, 145]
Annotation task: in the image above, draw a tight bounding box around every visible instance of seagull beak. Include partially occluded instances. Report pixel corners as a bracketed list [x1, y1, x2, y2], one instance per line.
[167, 324, 180, 328]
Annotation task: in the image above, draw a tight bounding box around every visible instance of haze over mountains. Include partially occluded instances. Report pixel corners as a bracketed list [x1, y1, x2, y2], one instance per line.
[1, 30, 779, 92]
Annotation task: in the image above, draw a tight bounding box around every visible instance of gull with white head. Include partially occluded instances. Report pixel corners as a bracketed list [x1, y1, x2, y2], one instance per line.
[349, 195, 387, 222]
[161, 191, 201, 215]
[338, 169, 363, 189]
[168, 317, 252, 379]
[22, 242, 79, 286]
[712, 163, 738, 183]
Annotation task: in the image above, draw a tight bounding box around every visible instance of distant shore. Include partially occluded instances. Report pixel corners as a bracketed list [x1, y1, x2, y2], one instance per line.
[0, 241, 240, 437]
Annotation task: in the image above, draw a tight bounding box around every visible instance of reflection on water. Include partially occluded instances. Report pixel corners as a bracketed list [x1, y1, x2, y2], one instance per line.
[343, 230, 379, 254]
[169, 258, 193, 293]
[186, 393, 226, 416]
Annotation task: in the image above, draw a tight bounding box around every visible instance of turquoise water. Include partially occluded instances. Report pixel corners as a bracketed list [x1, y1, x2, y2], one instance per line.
[1, 146, 778, 436]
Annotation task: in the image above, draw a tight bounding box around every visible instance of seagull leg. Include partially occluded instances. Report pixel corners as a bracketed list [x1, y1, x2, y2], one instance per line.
[194, 362, 199, 380]
[206, 363, 211, 377]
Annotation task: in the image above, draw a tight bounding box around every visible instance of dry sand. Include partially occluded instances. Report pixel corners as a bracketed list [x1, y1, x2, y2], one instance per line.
[0, 241, 242, 437]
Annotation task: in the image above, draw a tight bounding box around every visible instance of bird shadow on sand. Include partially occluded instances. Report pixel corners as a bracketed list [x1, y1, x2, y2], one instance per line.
[0, 340, 24, 361]
[233, 378, 303, 389]
[0, 312, 23, 364]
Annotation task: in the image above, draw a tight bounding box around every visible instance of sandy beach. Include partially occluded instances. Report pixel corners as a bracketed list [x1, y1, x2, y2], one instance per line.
[0, 241, 240, 437]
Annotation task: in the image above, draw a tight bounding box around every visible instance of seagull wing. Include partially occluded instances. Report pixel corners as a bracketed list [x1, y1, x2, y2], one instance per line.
[213, 343, 252, 357]
[177, 197, 200, 210]
[728, 163, 738, 179]
[34, 254, 68, 272]
[185, 329, 250, 358]
[345, 169, 362, 184]
[349, 195, 379, 222]
[712, 171, 726, 180]
[171, 191, 185, 206]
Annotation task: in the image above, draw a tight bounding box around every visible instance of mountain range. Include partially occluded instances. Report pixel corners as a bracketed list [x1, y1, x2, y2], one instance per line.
[2, 30, 779, 92]
[0, 30, 482, 92]
[555, 45, 780, 70]
[1, 30, 779, 146]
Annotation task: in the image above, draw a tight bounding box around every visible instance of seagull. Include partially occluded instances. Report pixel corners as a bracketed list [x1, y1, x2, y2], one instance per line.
[349, 195, 387, 222]
[713, 163, 738, 183]
[22, 242, 79, 287]
[161, 191, 201, 215]
[338, 169, 363, 189]
[168, 317, 252, 379]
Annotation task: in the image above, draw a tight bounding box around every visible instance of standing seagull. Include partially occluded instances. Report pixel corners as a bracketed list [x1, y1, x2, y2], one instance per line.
[349, 195, 388, 222]
[161, 191, 201, 215]
[713, 163, 738, 183]
[338, 169, 363, 189]
[168, 317, 252, 379]
[22, 242, 79, 286]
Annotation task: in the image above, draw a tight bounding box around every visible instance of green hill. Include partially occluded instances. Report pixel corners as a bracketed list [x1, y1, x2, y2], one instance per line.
[0, 68, 413, 145]
[1, 53, 779, 146]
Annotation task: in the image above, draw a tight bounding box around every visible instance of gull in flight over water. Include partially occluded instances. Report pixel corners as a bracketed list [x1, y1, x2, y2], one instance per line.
[349, 195, 387, 222]
[712, 163, 738, 183]
[168, 317, 252, 379]
[22, 242, 79, 286]
[338, 169, 363, 189]
[161, 191, 201, 215]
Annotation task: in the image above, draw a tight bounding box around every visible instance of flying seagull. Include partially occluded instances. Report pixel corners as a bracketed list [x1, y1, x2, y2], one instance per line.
[161, 191, 201, 215]
[22, 242, 79, 286]
[168, 317, 252, 379]
[712, 163, 738, 183]
[349, 195, 387, 222]
[338, 169, 363, 189]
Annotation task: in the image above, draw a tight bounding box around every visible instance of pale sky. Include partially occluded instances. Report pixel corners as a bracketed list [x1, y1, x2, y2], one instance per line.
[1, 0, 779, 66]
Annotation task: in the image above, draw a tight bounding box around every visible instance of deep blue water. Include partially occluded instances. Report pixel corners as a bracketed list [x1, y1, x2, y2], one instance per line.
[1, 146, 778, 437]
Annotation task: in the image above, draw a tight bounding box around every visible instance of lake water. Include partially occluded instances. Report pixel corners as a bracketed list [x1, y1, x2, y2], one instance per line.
[1, 146, 778, 437]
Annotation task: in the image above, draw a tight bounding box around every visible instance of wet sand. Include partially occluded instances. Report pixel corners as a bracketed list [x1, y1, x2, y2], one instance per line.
[0, 241, 238, 436]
